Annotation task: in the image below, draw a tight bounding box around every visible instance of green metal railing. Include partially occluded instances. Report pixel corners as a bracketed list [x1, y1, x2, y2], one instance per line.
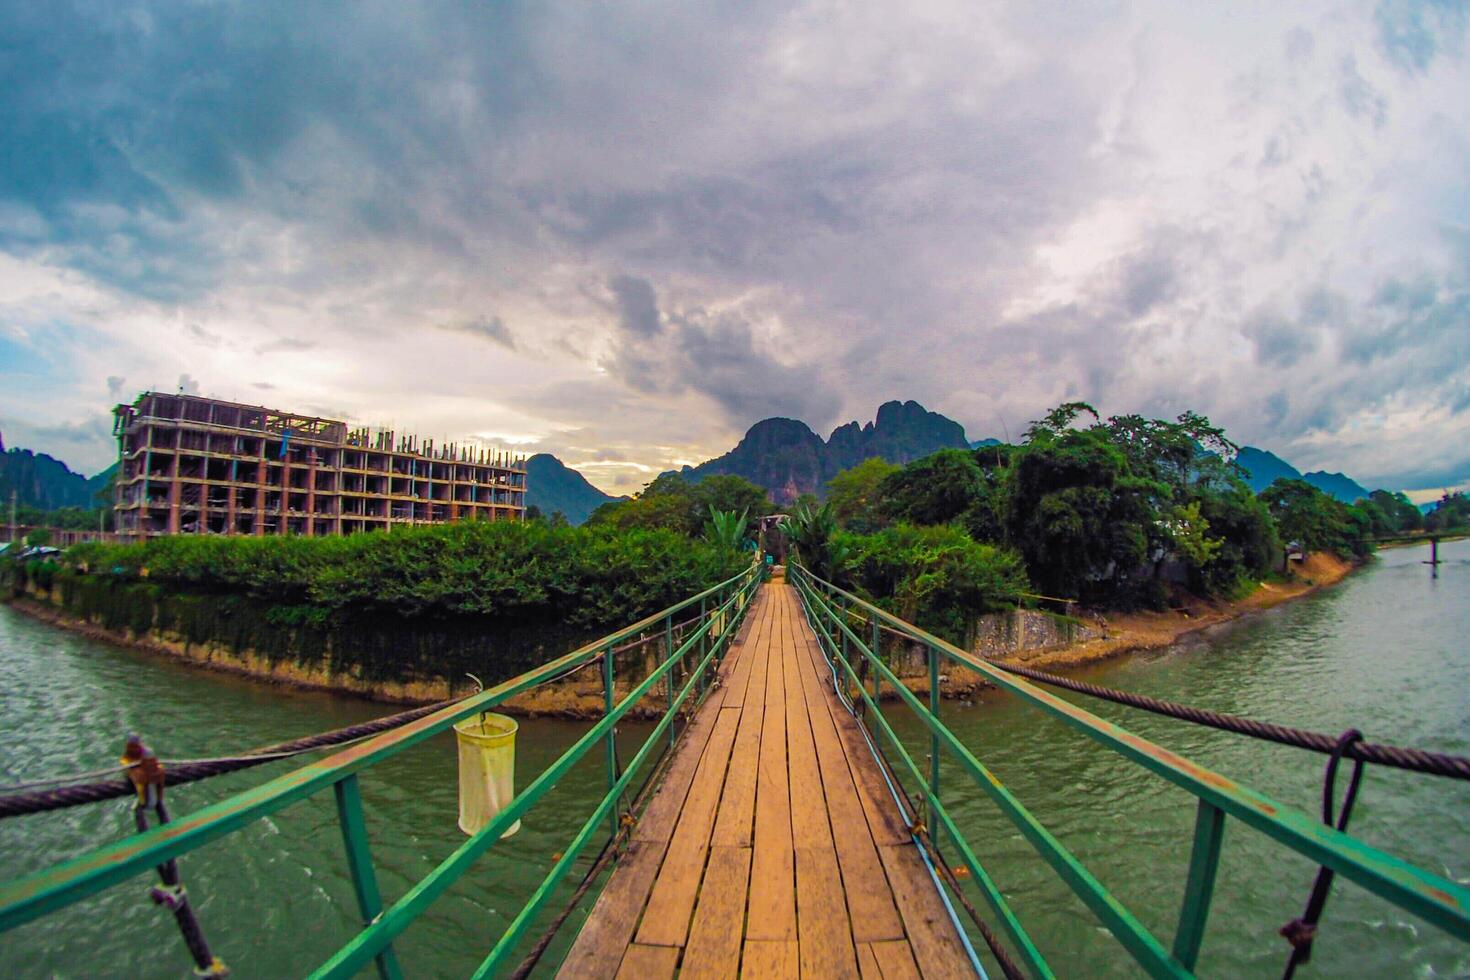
[789, 564, 1470, 979]
[0, 562, 763, 978]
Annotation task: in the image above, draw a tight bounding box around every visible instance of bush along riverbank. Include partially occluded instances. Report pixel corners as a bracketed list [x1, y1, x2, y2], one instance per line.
[1, 521, 748, 712]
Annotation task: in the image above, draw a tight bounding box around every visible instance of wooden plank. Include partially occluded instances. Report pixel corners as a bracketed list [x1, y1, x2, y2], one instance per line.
[560, 840, 665, 979]
[680, 846, 753, 980]
[869, 940, 922, 979]
[746, 590, 795, 941]
[877, 844, 973, 980]
[857, 941, 921, 980]
[796, 634, 908, 847]
[741, 940, 799, 979]
[635, 673, 730, 845]
[637, 706, 743, 946]
[795, 845, 859, 979]
[783, 614, 832, 851]
[717, 589, 769, 709]
[792, 630, 905, 943]
[615, 943, 679, 980]
[710, 595, 772, 847]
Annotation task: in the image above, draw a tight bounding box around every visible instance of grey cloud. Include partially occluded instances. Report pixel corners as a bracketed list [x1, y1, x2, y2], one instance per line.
[1246, 318, 1317, 367]
[187, 323, 224, 347]
[442, 316, 517, 350]
[601, 278, 839, 428]
[1337, 55, 1387, 127]
[1119, 252, 1178, 316]
[177, 373, 200, 394]
[1285, 27, 1315, 63]
[608, 276, 662, 337]
[105, 375, 125, 397]
[32, 414, 112, 448]
[254, 337, 317, 355]
[1264, 390, 1290, 427]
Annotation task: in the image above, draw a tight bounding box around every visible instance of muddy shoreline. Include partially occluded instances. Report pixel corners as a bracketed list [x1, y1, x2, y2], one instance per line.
[5, 553, 1357, 716]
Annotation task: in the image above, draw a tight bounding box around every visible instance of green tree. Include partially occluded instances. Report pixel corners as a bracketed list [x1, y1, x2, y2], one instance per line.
[878, 449, 984, 527]
[1366, 490, 1423, 534]
[836, 524, 1028, 643]
[1259, 478, 1372, 559]
[1425, 491, 1470, 531]
[826, 457, 898, 532]
[703, 506, 751, 551]
[781, 499, 846, 580]
[1006, 428, 1161, 603]
[689, 475, 772, 523]
[1188, 484, 1278, 597]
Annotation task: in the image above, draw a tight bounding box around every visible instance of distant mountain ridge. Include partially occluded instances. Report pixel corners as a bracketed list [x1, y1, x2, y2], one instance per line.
[680, 400, 971, 504]
[1233, 446, 1369, 502]
[524, 453, 620, 525]
[0, 436, 113, 511]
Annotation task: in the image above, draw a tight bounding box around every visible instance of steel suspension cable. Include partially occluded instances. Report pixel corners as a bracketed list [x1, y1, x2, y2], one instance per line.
[0, 623, 707, 820]
[837, 608, 1470, 781]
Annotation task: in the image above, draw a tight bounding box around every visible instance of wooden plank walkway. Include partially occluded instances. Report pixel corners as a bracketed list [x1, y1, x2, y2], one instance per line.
[560, 582, 973, 979]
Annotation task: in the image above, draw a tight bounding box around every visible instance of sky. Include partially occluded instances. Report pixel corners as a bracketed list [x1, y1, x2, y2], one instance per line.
[1, 1, 1467, 501]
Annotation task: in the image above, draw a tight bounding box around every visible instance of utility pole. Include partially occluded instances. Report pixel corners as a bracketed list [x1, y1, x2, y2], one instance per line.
[8, 490, 15, 544]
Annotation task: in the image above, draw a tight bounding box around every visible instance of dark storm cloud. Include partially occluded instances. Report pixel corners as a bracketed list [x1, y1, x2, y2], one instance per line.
[608, 276, 662, 337]
[602, 278, 839, 427]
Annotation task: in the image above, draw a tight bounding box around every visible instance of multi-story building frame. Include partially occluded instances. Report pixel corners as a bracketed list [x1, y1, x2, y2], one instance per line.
[112, 392, 526, 540]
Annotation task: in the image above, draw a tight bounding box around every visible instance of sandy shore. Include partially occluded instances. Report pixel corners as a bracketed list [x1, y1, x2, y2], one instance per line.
[1006, 552, 1356, 673]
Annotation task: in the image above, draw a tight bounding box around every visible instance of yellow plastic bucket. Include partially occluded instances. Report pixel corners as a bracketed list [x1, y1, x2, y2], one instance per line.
[454, 713, 521, 838]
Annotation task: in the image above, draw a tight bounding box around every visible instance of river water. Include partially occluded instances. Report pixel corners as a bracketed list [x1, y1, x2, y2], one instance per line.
[2, 539, 1467, 977]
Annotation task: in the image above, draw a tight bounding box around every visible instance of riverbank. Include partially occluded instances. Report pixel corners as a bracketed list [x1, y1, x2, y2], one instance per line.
[902, 552, 1357, 700]
[6, 552, 1357, 714]
[4, 594, 642, 718]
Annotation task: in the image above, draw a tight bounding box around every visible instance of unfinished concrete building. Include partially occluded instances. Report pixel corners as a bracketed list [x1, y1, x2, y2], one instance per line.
[112, 392, 527, 540]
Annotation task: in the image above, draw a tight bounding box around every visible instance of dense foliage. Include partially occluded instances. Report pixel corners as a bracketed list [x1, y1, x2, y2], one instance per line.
[834, 524, 1027, 642]
[587, 473, 772, 538]
[813, 403, 1381, 608]
[1425, 491, 1470, 532]
[1259, 479, 1373, 560]
[1361, 489, 1424, 535]
[64, 520, 747, 630]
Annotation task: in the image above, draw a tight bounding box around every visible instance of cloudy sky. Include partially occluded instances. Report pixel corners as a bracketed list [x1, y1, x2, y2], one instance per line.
[1, 1, 1467, 499]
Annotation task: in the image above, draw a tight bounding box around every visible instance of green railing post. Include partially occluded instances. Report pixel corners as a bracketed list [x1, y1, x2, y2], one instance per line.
[698, 595, 708, 696]
[928, 644, 941, 801]
[1173, 799, 1226, 970]
[333, 775, 403, 980]
[603, 644, 619, 842]
[840, 594, 850, 665]
[665, 612, 677, 752]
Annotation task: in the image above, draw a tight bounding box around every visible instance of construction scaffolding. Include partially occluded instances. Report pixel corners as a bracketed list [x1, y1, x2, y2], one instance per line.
[111, 392, 527, 541]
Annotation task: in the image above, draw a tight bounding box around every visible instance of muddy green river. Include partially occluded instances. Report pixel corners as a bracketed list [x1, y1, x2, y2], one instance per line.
[3, 538, 1467, 977]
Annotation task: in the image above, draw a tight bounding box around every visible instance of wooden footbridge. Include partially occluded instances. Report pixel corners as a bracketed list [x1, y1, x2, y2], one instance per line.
[559, 582, 968, 979]
[3, 560, 1468, 978]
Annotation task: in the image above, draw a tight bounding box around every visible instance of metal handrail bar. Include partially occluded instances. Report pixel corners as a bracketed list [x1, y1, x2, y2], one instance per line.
[316, 572, 760, 978]
[789, 564, 1470, 977]
[791, 581, 1052, 978]
[0, 562, 762, 969]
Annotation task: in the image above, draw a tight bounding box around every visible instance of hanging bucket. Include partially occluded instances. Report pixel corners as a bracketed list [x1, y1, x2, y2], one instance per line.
[454, 713, 521, 838]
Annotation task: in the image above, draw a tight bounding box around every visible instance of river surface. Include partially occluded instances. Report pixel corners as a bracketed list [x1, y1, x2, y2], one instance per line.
[2, 539, 1467, 977]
